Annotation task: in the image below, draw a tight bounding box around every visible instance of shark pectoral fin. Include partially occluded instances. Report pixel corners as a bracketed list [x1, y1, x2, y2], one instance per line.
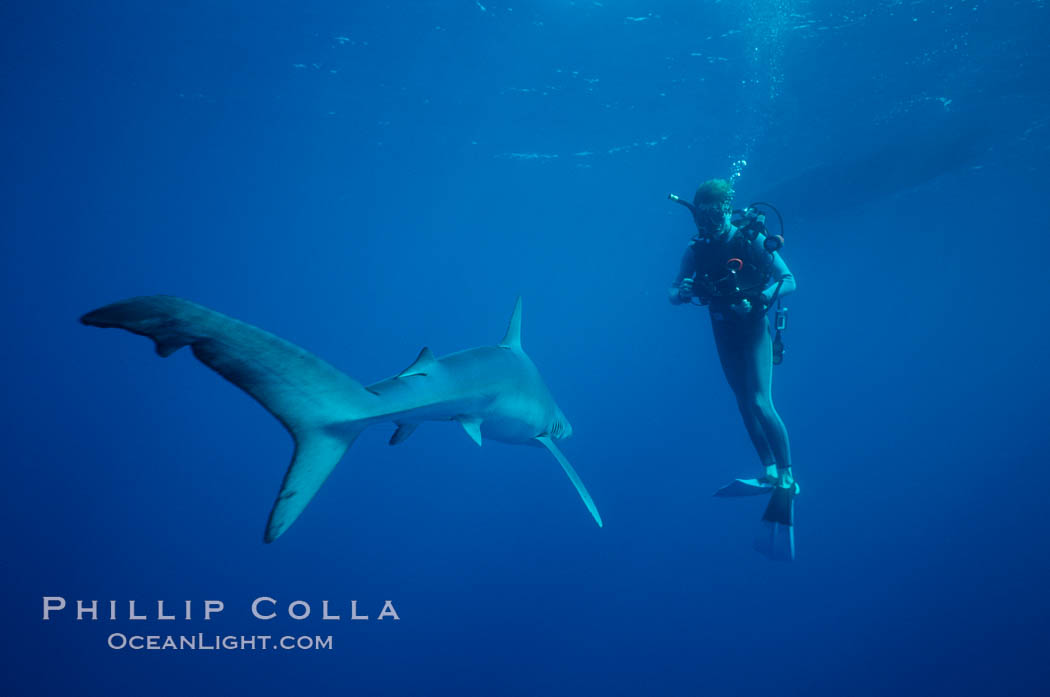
[457, 416, 483, 446]
[265, 428, 359, 543]
[499, 297, 523, 350]
[536, 436, 603, 528]
[389, 423, 419, 445]
[397, 347, 437, 378]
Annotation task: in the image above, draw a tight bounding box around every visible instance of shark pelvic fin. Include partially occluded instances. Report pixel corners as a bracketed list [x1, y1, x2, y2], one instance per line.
[457, 416, 483, 446]
[389, 423, 419, 445]
[499, 297, 523, 350]
[536, 435, 603, 528]
[397, 346, 436, 378]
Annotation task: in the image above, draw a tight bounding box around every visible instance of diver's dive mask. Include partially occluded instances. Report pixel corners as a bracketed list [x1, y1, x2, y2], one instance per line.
[667, 194, 728, 239]
[692, 204, 730, 238]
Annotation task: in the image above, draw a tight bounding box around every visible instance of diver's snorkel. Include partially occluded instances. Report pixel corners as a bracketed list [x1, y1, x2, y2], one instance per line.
[668, 193, 724, 240]
[667, 193, 698, 216]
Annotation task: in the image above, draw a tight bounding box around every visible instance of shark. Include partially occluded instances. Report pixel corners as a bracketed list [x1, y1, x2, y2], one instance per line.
[81, 295, 602, 542]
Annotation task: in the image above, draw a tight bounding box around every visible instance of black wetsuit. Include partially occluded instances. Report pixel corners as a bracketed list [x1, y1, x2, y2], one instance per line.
[669, 228, 796, 470]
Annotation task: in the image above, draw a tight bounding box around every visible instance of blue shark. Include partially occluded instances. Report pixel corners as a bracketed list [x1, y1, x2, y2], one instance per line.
[81, 295, 602, 542]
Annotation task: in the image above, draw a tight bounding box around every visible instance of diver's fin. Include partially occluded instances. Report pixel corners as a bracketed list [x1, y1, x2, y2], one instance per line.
[458, 416, 483, 446]
[536, 435, 603, 528]
[762, 485, 795, 526]
[80, 295, 380, 543]
[714, 478, 774, 497]
[755, 519, 795, 561]
[397, 347, 436, 378]
[500, 297, 523, 350]
[389, 423, 419, 445]
[754, 486, 796, 561]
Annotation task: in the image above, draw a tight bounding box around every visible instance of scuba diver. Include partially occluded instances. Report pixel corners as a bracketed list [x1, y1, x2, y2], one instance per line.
[667, 178, 798, 559]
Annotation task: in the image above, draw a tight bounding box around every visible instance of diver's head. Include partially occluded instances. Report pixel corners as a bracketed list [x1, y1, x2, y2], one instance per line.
[548, 407, 573, 441]
[692, 178, 734, 240]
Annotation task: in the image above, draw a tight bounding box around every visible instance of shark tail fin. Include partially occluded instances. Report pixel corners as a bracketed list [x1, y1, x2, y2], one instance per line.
[81, 295, 381, 542]
[536, 436, 603, 528]
[264, 426, 362, 543]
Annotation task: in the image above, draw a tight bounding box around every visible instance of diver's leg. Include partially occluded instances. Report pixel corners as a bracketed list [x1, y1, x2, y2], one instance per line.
[741, 313, 793, 477]
[710, 312, 776, 470]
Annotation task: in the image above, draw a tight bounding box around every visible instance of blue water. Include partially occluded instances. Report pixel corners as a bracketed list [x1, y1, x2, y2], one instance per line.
[5, 1, 1050, 695]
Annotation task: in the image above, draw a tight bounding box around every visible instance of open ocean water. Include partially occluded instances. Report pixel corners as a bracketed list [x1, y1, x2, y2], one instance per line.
[4, 1, 1050, 695]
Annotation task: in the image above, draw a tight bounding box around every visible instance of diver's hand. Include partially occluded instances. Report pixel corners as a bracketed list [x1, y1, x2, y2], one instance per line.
[730, 298, 751, 315]
[677, 278, 694, 302]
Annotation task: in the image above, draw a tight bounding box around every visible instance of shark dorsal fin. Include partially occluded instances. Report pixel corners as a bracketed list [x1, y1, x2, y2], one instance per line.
[499, 297, 523, 350]
[397, 347, 436, 378]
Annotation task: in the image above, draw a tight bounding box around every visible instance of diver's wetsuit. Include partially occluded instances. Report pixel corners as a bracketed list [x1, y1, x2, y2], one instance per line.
[669, 228, 796, 471]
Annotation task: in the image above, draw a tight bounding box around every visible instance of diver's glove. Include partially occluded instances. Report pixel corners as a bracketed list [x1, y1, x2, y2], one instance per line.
[676, 277, 694, 303]
[732, 294, 771, 315]
[729, 298, 752, 315]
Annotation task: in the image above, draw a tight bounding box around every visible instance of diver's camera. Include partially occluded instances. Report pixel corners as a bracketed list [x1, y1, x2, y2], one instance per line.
[713, 271, 738, 297]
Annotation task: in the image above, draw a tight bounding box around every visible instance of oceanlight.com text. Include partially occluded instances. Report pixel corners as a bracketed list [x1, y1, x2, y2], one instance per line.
[106, 633, 333, 651]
